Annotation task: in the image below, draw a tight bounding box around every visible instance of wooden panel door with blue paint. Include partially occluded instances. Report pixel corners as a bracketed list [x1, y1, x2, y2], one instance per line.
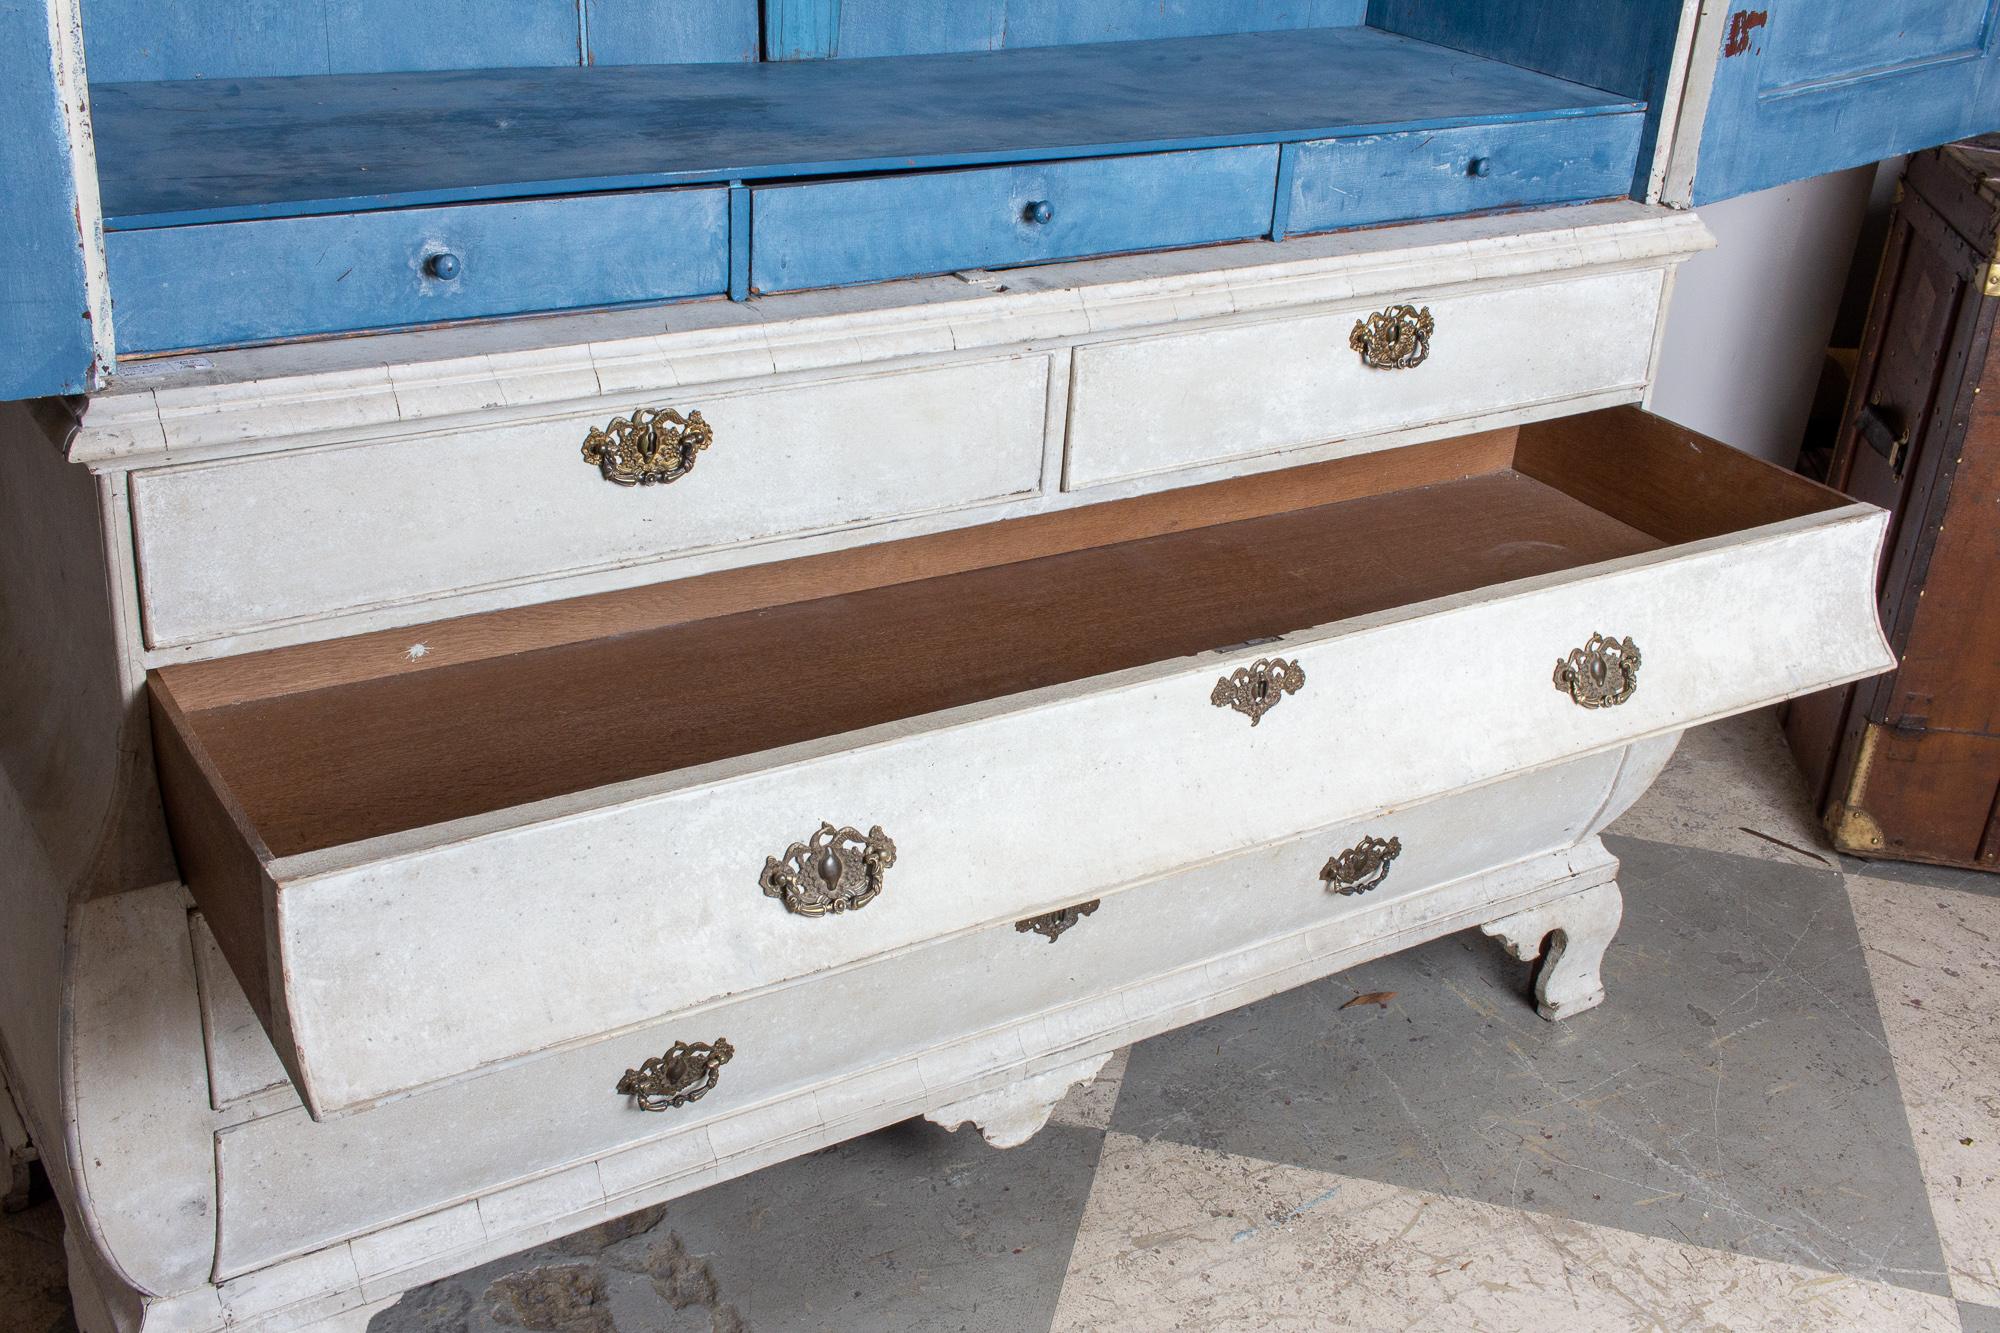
[1692, 0, 2000, 202]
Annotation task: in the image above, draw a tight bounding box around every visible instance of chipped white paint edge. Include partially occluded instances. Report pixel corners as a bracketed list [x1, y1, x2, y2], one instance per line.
[925, 1052, 1115, 1149]
[1643, 0, 1709, 205]
[72, 204, 1713, 470]
[1659, 0, 1731, 208]
[103, 838, 1626, 1333]
[42, 0, 114, 382]
[1480, 879, 1627, 1020]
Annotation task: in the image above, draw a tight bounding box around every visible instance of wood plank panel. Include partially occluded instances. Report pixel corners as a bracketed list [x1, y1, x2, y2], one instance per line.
[584, 0, 758, 65]
[81, 0, 758, 81]
[1513, 405, 1847, 544]
[764, 0, 1367, 60]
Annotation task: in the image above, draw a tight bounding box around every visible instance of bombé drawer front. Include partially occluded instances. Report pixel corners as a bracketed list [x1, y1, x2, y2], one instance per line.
[106, 187, 731, 355]
[208, 749, 1627, 1278]
[1281, 114, 1645, 236]
[129, 353, 1053, 647]
[1065, 266, 1665, 489]
[749, 145, 1280, 293]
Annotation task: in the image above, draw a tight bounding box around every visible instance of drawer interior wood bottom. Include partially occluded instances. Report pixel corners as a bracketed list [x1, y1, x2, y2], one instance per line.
[153, 410, 1850, 863]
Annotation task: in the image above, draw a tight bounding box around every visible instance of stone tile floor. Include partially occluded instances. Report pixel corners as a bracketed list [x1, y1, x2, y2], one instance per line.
[4, 709, 1997, 1331]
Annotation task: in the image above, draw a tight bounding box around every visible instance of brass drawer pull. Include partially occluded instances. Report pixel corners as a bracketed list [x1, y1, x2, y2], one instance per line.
[1211, 657, 1305, 726]
[760, 822, 897, 916]
[1554, 633, 1642, 708]
[1350, 304, 1434, 370]
[581, 406, 712, 486]
[1321, 835, 1401, 896]
[618, 1038, 734, 1112]
[1017, 899, 1100, 943]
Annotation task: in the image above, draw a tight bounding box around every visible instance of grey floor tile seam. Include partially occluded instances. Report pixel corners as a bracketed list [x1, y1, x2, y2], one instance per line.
[1840, 853, 2000, 901]
[1109, 832, 1956, 1296]
[1961, 1299, 2000, 1333]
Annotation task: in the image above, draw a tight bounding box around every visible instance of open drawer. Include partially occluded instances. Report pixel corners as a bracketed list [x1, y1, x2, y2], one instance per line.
[148, 408, 1893, 1118]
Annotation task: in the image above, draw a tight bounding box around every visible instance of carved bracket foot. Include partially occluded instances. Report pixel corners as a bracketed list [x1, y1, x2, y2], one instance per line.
[925, 1052, 1114, 1149]
[1480, 880, 1624, 1021]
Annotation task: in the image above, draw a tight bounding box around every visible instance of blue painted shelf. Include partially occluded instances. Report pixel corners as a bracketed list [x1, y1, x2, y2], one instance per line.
[91, 26, 1639, 229]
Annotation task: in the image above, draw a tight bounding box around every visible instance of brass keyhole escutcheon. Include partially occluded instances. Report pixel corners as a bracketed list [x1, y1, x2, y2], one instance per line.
[1350, 304, 1435, 370]
[1211, 657, 1305, 726]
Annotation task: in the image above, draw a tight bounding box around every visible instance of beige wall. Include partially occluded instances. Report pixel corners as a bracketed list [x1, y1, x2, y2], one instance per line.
[1650, 164, 1881, 465]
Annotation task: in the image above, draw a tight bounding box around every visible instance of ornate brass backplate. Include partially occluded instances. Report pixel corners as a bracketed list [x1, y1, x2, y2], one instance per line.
[1016, 899, 1101, 943]
[617, 1037, 734, 1112]
[760, 822, 897, 916]
[1349, 304, 1435, 370]
[1321, 835, 1402, 896]
[1211, 657, 1305, 726]
[580, 406, 713, 486]
[1553, 633, 1642, 708]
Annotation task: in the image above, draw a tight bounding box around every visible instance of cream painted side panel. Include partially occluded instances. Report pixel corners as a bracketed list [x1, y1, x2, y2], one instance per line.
[1064, 268, 1663, 489]
[270, 509, 1892, 1116]
[129, 354, 1053, 646]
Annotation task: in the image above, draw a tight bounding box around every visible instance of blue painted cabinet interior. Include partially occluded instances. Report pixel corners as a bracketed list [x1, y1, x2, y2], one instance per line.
[764, 0, 1368, 60]
[751, 147, 1282, 293]
[84, 26, 1647, 354]
[1365, 0, 1687, 199]
[0, 0, 97, 398]
[78, 0, 758, 79]
[107, 189, 730, 354]
[1282, 115, 1643, 236]
[35, 0, 1955, 394]
[1693, 0, 2000, 202]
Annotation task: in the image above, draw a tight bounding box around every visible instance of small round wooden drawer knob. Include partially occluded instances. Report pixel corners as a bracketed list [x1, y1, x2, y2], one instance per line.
[1468, 157, 1493, 178]
[424, 252, 462, 280]
[1023, 200, 1055, 225]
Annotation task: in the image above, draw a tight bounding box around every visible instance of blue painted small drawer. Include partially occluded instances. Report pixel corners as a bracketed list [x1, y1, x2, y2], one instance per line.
[1283, 113, 1644, 236]
[106, 188, 731, 353]
[750, 145, 1280, 293]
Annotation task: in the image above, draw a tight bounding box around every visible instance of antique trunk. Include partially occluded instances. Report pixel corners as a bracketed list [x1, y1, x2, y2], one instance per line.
[1787, 136, 2000, 868]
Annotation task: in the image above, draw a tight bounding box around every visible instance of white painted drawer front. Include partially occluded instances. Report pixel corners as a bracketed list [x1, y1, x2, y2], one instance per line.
[212, 748, 1626, 1277]
[260, 503, 1888, 1117]
[1064, 268, 1661, 489]
[130, 354, 1052, 647]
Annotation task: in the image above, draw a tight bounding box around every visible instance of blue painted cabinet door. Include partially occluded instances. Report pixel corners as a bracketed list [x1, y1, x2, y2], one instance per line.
[1693, 0, 2000, 202]
[0, 0, 98, 399]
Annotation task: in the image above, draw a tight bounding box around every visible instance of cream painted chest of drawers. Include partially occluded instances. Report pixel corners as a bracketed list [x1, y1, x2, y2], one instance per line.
[0, 198, 1895, 1332]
